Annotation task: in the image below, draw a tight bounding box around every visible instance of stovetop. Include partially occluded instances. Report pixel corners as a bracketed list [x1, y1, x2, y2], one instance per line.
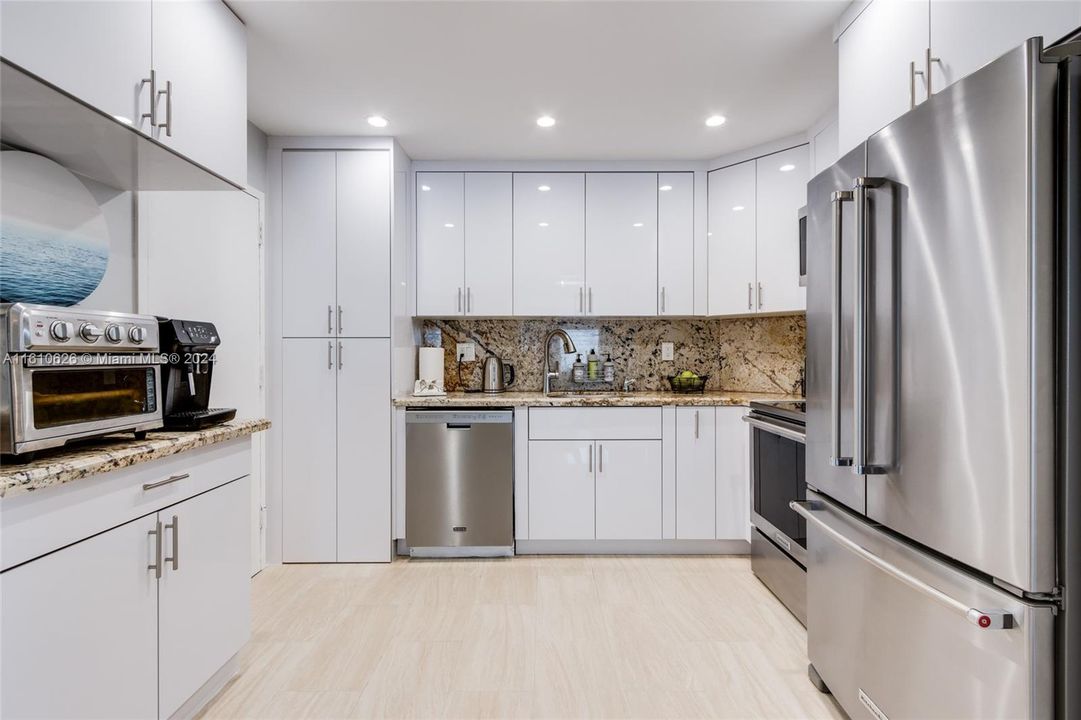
[748, 400, 806, 425]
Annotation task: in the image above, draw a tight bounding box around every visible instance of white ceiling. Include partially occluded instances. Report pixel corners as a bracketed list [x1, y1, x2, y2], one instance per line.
[234, 1, 844, 161]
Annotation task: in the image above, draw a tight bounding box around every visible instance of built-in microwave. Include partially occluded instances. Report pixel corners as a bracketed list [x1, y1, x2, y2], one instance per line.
[798, 205, 808, 287]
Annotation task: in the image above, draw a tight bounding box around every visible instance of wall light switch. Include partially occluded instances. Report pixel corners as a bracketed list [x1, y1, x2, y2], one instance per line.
[661, 342, 675, 361]
[456, 343, 476, 362]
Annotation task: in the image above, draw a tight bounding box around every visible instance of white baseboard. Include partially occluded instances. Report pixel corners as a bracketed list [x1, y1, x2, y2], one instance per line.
[168, 653, 240, 720]
[514, 539, 750, 555]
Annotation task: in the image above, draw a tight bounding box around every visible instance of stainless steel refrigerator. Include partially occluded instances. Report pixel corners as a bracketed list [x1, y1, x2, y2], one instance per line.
[799, 36, 1080, 719]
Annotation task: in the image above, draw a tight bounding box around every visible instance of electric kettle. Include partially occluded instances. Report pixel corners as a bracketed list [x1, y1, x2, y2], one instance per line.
[482, 355, 516, 393]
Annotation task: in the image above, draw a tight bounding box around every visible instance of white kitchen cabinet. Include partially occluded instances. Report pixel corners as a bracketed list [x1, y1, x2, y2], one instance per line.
[513, 173, 586, 316]
[585, 173, 658, 316]
[464, 173, 513, 316]
[336, 338, 392, 562]
[1, 514, 159, 719]
[755, 145, 808, 313]
[595, 440, 662, 540]
[158, 477, 251, 719]
[337, 151, 391, 337]
[658, 172, 695, 316]
[416, 172, 465, 316]
[716, 406, 751, 541]
[707, 160, 757, 316]
[528, 440, 595, 540]
[0, 0, 153, 131]
[151, 0, 247, 184]
[675, 407, 716, 539]
[283, 151, 337, 338]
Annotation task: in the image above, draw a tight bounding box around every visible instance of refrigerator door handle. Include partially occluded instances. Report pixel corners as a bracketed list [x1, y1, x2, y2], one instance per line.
[790, 501, 1014, 630]
[852, 176, 888, 475]
[830, 189, 854, 467]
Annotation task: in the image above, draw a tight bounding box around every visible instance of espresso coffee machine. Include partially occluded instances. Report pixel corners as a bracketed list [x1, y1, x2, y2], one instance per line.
[157, 318, 236, 430]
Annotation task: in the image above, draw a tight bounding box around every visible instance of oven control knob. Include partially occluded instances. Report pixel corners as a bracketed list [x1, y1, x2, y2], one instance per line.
[50, 321, 74, 342]
[129, 326, 147, 344]
[79, 323, 104, 342]
[104, 324, 123, 343]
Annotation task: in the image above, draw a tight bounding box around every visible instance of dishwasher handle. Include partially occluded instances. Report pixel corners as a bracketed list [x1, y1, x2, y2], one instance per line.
[446, 423, 472, 429]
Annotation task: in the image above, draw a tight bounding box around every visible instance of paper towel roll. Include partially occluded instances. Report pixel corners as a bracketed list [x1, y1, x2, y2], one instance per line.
[418, 347, 445, 386]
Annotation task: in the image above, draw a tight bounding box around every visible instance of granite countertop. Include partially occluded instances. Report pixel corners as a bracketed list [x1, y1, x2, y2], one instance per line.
[393, 390, 802, 408]
[0, 419, 271, 499]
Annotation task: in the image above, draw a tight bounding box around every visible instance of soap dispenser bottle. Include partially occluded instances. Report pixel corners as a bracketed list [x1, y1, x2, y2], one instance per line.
[587, 349, 599, 380]
[572, 354, 586, 383]
[603, 353, 616, 383]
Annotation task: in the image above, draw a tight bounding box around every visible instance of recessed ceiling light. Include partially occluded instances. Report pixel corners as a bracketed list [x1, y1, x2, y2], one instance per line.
[443, 222, 455, 228]
[705, 115, 727, 127]
[367, 115, 388, 128]
[538, 185, 551, 192]
[536, 115, 556, 128]
[421, 185, 431, 192]
[779, 164, 796, 172]
[732, 205, 745, 212]
[538, 222, 549, 227]
[632, 222, 644, 228]
[659, 185, 673, 192]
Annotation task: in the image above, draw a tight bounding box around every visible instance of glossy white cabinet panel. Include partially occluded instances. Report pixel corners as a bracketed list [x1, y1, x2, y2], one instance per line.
[464, 172, 514, 316]
[337, 150, 391, 337]
[755, 145, 808, 313]
[282, 339, 338, 561]
[675, 407, 716, 539]
[0, 0, 152, 132]
[658, 172, 695, 316]
[812, 121, 840, 176]
[585, 173, 658, 316]
[151, 0, 247, 184]
[282, 151, 337, 338]
[716, 406, 751, 541]
[528, 407, 663, 440]
[595, 440, 662, 540]
[158, 477, 251, 719]
[528, 440, 595, 539]
[416, 172, 465, 316]
[336, 339, 392, 562]
[1, 515, 158, 719]
[707, 160, 757, 316]
[513, 173, 585, 316]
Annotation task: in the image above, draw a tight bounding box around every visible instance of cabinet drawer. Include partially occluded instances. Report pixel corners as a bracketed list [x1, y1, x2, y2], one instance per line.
[528, 407, 662, 440]
[1, 438, 251, 571]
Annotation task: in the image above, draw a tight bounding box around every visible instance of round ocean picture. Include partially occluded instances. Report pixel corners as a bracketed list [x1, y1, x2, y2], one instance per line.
[1, 151, 109, 306]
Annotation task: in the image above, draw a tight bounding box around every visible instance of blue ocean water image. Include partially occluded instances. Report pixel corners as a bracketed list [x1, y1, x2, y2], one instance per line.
[0, 218, 108, 306]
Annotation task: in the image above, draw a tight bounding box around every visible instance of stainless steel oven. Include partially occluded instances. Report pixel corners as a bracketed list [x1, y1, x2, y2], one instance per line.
[1, 303, 162, 456]
[744, 400, 807, 623]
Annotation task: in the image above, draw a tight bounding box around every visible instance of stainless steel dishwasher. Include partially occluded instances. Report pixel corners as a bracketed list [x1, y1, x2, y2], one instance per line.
[405, 408, 514, 557]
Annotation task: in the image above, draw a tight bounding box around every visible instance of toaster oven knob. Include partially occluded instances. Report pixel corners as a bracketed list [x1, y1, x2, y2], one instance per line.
[104, 324, 123, 343]
[79, 323, 104, 342]
[128, 326, 147, 344]
[49, 321, 74, 342]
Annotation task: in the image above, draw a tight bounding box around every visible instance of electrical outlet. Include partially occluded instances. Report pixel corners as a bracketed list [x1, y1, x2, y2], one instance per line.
[456, 342, 476, 362]
[661, 342, 675, 361]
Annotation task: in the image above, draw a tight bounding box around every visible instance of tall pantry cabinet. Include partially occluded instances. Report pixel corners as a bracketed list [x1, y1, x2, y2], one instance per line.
[280, 150, 392, 563]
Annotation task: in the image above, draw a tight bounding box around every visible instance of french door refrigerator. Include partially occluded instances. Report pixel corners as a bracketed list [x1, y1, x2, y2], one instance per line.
[799, 37, 1080, 719]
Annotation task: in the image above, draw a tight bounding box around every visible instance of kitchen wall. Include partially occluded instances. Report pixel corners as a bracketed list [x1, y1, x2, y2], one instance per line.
[422, 314, 805, 394]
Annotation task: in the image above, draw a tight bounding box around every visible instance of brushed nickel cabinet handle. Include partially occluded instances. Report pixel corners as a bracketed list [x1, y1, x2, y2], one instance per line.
[925, 47, 941, 98]
[164, 515, 179, 571]
[598, 444, 603, 473]
[661, 287, 666, 314]
[589, 444, 594, 472]
[141, 69, 157, 127]
[579, 287, 584, 313]
[747, 283, 753, 310]
[157, 80, 172, 136]
[337, 305, 343, 334]
[142, 473, 190, 491]
[327, 305, 333, 334]
[757, 282, 763, 309]
[328, 341, 333, 369]
[910, 61, 925, 110]
[695, 410, 700, 439]
[588, 288, 593, 314]
[338, 341, 343, 370]
[457, 288, 462, 313]
[148, 520, 163, 579]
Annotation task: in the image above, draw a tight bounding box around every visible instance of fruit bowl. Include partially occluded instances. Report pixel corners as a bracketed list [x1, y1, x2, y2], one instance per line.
[667, 374, 709, 393]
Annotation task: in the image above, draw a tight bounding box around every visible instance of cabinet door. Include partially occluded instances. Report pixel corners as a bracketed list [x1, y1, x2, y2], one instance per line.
[584, 173, 658, 316]
[283, 151, 337, 337]
[513, 173, 585, 316]
[337, 150, 391, 337]
[464, 172, 513, 316]
[528, 440, 595, 539]
[838, 0, 928, 154]
[675, 407, 716, 539]
[707, 161, 757, 316]
[159, 477, 251, 718]
[1, 516, 158, 719]
[282, 339, 338, 561]
[716, 406, 751, 541]
[658, 172, 695, 316]
[595, 440, 662, 540]
[0, 1, 152, 130]
[930, 1, 1081, 91]
[337, 338, 392, 562]
[416, 172, 465, 316]
[755, 145, 809, 313]
[151, 0, 247, 183]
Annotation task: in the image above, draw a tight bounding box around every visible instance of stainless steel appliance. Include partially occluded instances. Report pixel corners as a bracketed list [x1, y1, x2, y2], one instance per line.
[405, 408, 514, 556]
[481, 355, 516, 394]
[0, 303, 162, 457]
[800, 38, 1079, 718]
[745, 400, 807, 625]
[797, 205, 807, 287]
[157, 318, 235, 429]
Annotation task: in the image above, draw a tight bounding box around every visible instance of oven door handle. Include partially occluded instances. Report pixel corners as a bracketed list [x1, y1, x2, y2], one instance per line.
[742, 415, 806, 443]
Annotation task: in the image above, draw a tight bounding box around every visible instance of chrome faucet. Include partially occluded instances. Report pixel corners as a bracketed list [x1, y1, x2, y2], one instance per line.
[622, 378, 637, 393]
[542, 329, 577, 394]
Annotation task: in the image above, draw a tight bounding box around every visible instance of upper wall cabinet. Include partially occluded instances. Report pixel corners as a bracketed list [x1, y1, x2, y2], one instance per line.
[464, 173, 513, 316]
[585, 173, 658, 316]
[513, 173, 586, 316]
[838, 0, 1080, 153]
[658, 173, 695, 316]
[707, 161, 757, 316]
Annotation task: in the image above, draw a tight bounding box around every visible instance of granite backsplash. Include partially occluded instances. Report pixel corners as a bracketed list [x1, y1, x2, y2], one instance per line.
[421, 315, 805, 394]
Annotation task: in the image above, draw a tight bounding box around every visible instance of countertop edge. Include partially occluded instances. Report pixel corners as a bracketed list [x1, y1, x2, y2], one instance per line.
[392, 391, 801, 408]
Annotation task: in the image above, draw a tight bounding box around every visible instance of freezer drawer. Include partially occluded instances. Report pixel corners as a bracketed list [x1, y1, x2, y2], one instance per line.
[800, 490, 1055, 719]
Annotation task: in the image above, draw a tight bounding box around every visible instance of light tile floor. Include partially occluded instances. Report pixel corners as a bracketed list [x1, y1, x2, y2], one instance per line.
[199, 556, 845, 719]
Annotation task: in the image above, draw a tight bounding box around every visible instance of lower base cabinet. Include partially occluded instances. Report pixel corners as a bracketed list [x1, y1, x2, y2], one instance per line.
[528, 440, 594, 539]
[595, 440, 662, 540]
